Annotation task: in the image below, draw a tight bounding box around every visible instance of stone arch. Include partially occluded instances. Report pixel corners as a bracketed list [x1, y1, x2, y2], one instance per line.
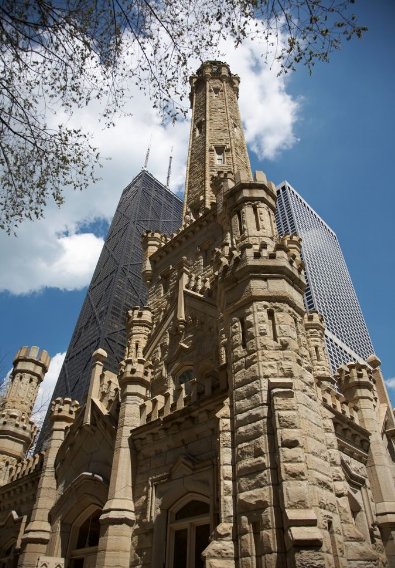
[49, 473, 107, 559]
[152, 474, 213, 567]
[166, 493, 211, 568]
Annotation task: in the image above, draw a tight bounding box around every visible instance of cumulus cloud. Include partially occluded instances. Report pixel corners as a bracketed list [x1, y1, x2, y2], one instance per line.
[220, 32, 300, 159]
[0, 25, 300, 295]
[32, 352, 66, 428]
[0, 232, 104, 295]
[385, 378, 395, 389]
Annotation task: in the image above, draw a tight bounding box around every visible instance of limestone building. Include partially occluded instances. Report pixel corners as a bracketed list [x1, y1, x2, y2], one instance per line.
[1, 61, 395, 568]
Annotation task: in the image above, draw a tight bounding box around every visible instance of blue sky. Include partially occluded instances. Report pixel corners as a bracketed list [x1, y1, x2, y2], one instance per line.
[0, 0, 394, 405]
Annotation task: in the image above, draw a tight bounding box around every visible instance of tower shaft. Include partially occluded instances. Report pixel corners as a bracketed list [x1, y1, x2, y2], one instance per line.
[184, 61, 252, 218]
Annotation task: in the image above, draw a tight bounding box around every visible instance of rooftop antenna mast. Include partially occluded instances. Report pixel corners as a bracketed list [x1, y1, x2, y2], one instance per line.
[166, 147, 173, 188]
[143, 134, 152, 170]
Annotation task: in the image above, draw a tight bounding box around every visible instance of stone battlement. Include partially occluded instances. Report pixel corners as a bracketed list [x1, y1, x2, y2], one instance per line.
[50, 398, 79, 424]
[14, 346, 50, 372]
[0, 409, 37, 434]
[7, 451, 45, 483]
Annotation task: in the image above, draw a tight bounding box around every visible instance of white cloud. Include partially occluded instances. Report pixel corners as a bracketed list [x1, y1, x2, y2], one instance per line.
[32, 352, 66, 428]
[0, 231, 104, 294]
[220, 32, 300, 160]
[0, 25, 300, 295]
[385, 378, 395, 389]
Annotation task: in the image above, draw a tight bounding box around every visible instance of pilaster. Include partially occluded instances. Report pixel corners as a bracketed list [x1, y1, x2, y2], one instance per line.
[96, 307, 152, 568]
[17, 398, 79, 568]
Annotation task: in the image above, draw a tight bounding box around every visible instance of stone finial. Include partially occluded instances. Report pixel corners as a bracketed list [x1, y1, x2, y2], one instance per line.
[92, 348, 108, 364]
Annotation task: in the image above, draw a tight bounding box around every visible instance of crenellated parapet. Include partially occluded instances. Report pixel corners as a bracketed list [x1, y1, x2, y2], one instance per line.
[336, 362, 376, 409]
[276, 234, 304, 273]
[0, 409, 38, 457]
[0, 346, 50, 474]
[50, 397, 80, 429]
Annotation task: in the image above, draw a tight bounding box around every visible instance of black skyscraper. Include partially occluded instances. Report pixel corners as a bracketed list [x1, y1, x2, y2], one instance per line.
[36, 170, 182, 448]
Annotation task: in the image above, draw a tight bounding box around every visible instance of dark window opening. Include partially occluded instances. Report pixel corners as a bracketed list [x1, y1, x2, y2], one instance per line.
[175, 500, 210, 520]
[240, 318, 247, 349]
[267, 309, 278, 343]
[76, 511, 101, 549]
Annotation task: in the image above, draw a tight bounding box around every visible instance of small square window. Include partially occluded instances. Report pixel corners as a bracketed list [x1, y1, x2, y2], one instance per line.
[215, 147, 225, 165]
[195, 121, 203, 137]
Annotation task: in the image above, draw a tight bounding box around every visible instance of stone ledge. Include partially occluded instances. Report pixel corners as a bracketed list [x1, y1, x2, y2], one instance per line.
[288, 526, 323, 548]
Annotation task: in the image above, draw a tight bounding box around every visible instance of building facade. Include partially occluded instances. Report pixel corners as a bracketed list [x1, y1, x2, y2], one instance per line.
[276, 181, 374, 372]
[1, 61, 395, 568]
[36, 170, 183, 449]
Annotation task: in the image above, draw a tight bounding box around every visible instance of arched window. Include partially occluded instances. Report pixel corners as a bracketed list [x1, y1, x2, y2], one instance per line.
[178, 369, 193, 385]
[166, 496, 210, 568]
[68, 509, 101, 568]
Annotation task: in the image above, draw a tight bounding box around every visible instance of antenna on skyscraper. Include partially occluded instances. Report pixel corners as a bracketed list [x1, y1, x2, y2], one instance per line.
[143, 135, 152, 170]
[166, 147, 173, 188]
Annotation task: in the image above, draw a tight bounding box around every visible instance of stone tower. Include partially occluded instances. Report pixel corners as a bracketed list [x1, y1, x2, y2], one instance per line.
[0, 346, 50, 483]
[184, 61, 252, 216]
[0, 61, 394, 568]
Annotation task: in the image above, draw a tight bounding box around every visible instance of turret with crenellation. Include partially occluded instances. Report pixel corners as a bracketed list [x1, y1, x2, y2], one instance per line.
[0, 346, 50, 485]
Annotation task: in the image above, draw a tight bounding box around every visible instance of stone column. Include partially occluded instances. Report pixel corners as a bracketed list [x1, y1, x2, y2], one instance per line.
[96, 307, 152, 568]
[17, 398, 79, 568]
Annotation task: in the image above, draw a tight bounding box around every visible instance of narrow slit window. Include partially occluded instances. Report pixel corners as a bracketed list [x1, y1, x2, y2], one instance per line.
[195, 121, 203, 137]
[254, 206, 260, 231]
[240, 318, 247, 349]
[215, 147, 225, 165]
[236, 210, 243, 235]
[267, 309, 278, 342]
[314, 345, 321, 361]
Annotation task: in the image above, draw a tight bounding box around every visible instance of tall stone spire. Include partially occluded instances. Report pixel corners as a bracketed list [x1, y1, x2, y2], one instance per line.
[184, 61, 252, 218]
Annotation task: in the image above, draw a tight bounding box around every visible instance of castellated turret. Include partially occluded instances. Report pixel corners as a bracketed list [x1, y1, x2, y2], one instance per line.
[0, 346, 50, 476]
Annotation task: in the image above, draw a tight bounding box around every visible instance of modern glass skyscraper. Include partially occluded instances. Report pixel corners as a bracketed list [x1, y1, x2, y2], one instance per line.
[276, 181, 374, 372]
[36, 169, 183, 448]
